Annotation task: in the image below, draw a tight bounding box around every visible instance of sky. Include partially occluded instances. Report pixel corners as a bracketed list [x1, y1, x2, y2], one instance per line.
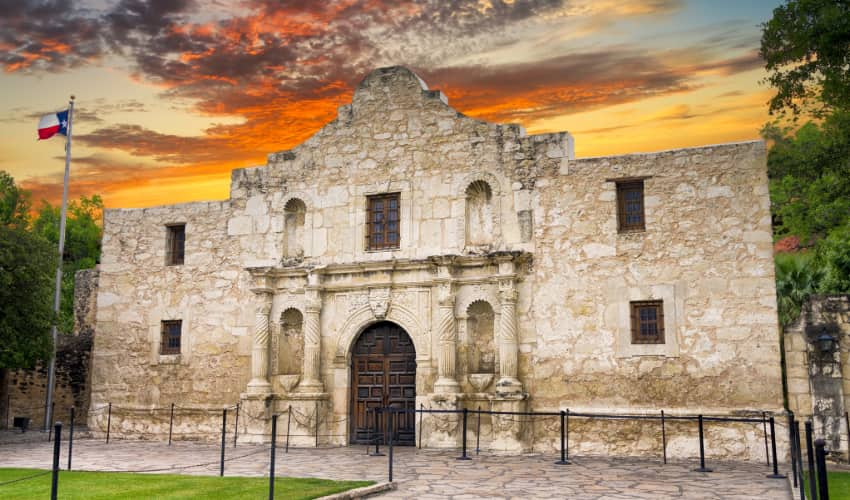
[0, 0, 784, 209]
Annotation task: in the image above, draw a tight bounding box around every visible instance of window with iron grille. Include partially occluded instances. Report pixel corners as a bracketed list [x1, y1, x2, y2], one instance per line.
[160, 320, 182, 355]
[366, 193, 400, 250]
[166, 224, 185, 265]
[630, 301, 664, 344]
[617, 181, 645, 232]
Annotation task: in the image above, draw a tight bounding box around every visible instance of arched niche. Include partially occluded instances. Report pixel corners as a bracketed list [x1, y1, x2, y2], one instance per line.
[278, 307, 304, 375]
[466, 300, 496, 374]
[283, 198, 306, 258]
[465, 180, 494, 246]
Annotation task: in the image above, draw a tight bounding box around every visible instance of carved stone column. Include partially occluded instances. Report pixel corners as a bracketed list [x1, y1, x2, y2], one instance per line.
[299, 271, 324, 393]
[434, 276, 460, 393]
[496, 258, 522, 396]
[247, 291, 273, 394]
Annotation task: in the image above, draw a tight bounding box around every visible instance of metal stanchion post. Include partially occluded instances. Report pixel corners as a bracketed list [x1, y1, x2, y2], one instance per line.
[661, 410, 667, 465]
[388, 408, 394, 483]
[51, 422, 62, 500]
[168, 403, 174, 446]
[269, 414, 277, 500]
[814, 439, 829, 500]
[285, 409, 291, 453]
[556, 410, 569, 465]
[220, 408, 227, 477]
[233, 403, 239, 448]
[789, 415, 798, 487]
[794, 421, 804, 500]
[67, 407, 75, 471]
[314, 400, 319, 448]
[371, 408, 384, 457]
[766, 416, 786, 478]
[419, 404, 424, 449]
[106, 402, 112, 444]
[566, 409, 571, 462]
[475, 406, 481, 455]
[457, 407, 471, 460]
[693, 415, 712, 473]
[763, 411, 770, 466]
[805, 421, 817, 500]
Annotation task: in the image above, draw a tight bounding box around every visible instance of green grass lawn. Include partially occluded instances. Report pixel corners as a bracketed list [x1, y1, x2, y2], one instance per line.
[0, 468, 374, 499]
[802, 470, 850, 500]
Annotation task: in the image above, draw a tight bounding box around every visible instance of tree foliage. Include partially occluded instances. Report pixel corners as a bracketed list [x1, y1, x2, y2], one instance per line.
[0, 172, 54, 369]
[775, 253, 824, 326]
[761, 0, 850, 116]
[33, 195, 103, 334]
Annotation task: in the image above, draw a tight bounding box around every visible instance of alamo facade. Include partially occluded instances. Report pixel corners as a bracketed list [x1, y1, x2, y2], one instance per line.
[89, 66, 784, 458]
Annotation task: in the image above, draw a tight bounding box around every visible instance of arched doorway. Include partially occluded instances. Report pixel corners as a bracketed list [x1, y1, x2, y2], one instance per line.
[350, 321, 416, 445]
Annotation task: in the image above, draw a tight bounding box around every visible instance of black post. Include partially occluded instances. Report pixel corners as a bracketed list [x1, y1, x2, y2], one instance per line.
[285, 408, 291, 453]
[766, 416, 786, 478]
[794, 420, 804, 500]
[314, 400, 319, 448]
[789, 414, 798, 487]
[220, 408, 227, 477]
[556, 410, 569, 465]
[565, 409, 570, 462]
[457, 407, 471, 460]
[106, 402, 112, 444]
[814, 439, 829, 500]
[233, 403, 239, 448]
[51, 422, 61, 500]
[370, 408, 384, 457]
[388, 409, 394, 483]
[168, 403, 174, 446]
[693, 415, 712, 473]
[806, 421, 817, 500]
[661, 410, 667, 465]
[419, 404, 424, 449]
[269, 414, 277, 500]
[67, 407, 75, 471]
[475, 406, 481, 455]
[763, 411, 770, 466]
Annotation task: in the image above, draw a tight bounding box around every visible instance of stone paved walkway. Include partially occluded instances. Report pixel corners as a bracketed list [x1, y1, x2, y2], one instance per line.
[0, 438, 793, 499]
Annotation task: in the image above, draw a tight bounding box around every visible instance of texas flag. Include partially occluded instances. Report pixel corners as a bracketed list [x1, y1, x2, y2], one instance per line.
[37, 110, 69, 140]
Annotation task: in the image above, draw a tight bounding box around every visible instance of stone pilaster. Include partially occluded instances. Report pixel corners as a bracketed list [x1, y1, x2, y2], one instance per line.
[434, 263, 460, 393]
[496, 257, 522, 396]
[299, 271, 324, 393]
[247, 291, 273, 394]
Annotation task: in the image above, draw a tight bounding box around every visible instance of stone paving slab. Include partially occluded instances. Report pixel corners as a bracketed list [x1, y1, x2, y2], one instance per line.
[0, 438, 792, 499]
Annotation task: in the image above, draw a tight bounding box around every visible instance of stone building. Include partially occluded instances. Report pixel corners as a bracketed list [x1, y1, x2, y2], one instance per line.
[89, 66, 784, 458]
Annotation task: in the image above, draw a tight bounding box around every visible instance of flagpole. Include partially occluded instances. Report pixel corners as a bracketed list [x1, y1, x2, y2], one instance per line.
[44, 95, 74, 432]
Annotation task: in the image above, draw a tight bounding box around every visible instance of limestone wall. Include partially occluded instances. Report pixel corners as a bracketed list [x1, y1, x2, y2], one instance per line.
[88, 66, 785, 458]
[785, 295, 850, 460]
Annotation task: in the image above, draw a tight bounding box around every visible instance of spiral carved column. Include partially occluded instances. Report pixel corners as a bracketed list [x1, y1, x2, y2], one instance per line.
[247, 293, 273, 394]
[496, 283, 522, 396]
[434, 289, 460, 393]
[299, 285, 324, 393]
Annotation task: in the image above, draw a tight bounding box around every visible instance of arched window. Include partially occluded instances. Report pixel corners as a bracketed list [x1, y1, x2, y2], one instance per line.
[283, 198, 306, 258]
[278, 308, 304, 375]
[465, 180, 493, 246]
[467, 300, 495, 374]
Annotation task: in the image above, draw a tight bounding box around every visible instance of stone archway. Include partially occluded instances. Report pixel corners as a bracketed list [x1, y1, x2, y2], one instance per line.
[349, 321, 417, 445]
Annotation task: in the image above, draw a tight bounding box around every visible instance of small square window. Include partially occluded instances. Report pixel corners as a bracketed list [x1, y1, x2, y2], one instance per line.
[617, 181, 645, 232]
[160, 320, 182, 355]
[366, 193, 400, 250]
[630, 301, 664, 344]
[166, 224, 185, 265]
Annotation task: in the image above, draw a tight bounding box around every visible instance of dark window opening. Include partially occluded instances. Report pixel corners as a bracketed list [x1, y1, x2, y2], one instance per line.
[166, 224, 185, 265]
[617, 181, 645, 232]
[630, 301, 664, 344]
[160, 320, 182, 355]
[367, 193, 400, 250]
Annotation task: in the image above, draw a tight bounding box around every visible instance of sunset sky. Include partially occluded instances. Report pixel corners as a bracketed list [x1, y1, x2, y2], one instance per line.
[1, 0, 783, 209]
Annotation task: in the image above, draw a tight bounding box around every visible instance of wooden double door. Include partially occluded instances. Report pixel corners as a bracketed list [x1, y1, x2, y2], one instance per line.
[350, 321, 416, 445]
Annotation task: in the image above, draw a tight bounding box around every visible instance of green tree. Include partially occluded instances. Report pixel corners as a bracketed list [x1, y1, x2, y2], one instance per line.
[33, 195, 103, 334]
[0, 171, 55, 427]
[761, 0, 850, 116]
[775, 253, 824, 326]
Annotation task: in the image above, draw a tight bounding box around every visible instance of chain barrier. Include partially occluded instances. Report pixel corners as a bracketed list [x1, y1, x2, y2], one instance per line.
[0, 470, 52, 488]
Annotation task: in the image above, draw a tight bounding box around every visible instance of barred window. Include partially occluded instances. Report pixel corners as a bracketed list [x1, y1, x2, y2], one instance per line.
[166, 224, 185, 265]
[160, 320, 182, 355]
[630, 301, 664, 344]
[366, 193, 400, 250]
[617, 181, 645, 232]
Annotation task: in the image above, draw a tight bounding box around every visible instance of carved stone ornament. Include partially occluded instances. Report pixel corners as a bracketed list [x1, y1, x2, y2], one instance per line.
[369, 287, 391, 319]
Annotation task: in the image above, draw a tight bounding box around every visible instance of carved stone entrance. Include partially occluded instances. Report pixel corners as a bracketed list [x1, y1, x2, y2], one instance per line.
[350, 321, 416, 445]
